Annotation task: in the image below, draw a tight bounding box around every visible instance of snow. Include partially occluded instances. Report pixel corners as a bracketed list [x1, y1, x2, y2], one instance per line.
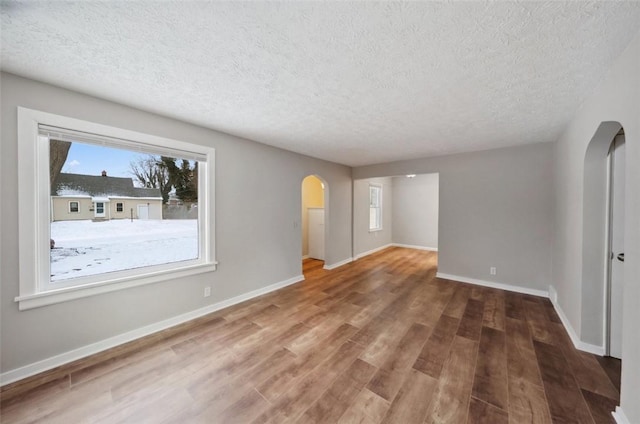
[56, 186, 90, 196]
[50, 219, 198, 282]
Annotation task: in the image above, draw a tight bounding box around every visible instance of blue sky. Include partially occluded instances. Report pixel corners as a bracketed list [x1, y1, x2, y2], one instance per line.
[62, 142, 144, 179]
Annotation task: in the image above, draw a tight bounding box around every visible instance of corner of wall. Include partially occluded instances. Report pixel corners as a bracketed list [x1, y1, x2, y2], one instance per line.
[548, 285, 605, 356]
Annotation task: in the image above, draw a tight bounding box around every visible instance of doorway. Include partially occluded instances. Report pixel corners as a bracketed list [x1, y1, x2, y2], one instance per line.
[606, 132, 625, 359]
[137, 204, 149, 220]
[301, 175, 326, 273]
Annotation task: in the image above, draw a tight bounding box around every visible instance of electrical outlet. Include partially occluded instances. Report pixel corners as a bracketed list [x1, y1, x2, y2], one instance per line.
[490, 267, 497, 275]
[204, 286, 211, 297]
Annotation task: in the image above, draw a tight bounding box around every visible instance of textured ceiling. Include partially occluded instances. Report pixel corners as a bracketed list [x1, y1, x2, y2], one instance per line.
[2, 1, 640, 166]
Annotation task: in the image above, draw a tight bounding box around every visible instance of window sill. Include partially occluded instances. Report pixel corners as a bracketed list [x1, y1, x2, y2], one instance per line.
[369, 228, 383, 233]
[15, 262, 217, 311]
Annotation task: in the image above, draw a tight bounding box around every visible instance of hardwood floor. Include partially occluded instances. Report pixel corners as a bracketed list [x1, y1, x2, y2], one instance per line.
[0, 248, 621, 423]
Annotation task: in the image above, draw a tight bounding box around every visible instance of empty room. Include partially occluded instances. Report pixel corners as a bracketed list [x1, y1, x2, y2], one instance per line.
[1, 2, 639, 423]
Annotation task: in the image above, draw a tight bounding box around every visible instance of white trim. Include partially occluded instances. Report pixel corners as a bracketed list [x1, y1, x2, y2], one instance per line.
[324, 257, 353, 270]
[354, 243, 393, 260]
[15, 262, 218, 311]
[1, 274, 304, 386]
[612, 406, 630, 424]
[302, 255, 310, 260]
[391, 243, 438, 252]
[436, 272, 548, 298]
[548, 285, 606, 356]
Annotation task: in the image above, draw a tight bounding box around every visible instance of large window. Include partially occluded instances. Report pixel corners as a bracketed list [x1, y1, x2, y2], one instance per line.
[16, 107, 216, 310]
[369, 184, 382, 231]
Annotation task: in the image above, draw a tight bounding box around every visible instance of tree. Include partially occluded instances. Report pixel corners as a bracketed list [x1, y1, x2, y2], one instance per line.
[49, 139, 72, 188]
[129, 155, 171, 203]
[159, 156, 198, 203]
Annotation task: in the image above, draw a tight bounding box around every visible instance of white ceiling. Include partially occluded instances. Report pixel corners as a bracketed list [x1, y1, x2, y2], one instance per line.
[2, 2, 640, 167]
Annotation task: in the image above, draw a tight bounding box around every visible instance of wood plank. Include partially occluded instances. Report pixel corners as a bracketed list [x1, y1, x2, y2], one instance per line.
[482, 290, 506, 331]
[581, 389, 617, 424]
[472, 327, 508, 411]
[413, 314, 460, 379]
[298, 359, 376, 423]
[457, 299, 484, 341]
[533, 340, 594, 424]
[508, 378, 552, 424]
[442, 284, 471, 319]
[380, 369, 438, 424]
[549, 323, 620, 400]
[505, 317, 543, 387]
[467, 397, 508, 424]
[425, 336, 479, 424]
[337, 389, 389, 424]
[367, 322, 431, 400]
[504, 292, 526, 320]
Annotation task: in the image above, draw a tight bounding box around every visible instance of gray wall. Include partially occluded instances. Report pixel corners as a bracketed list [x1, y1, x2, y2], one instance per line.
[353, 177, 393, 257]
[391, 173, 439, 250]
[354, 142, 554, 291]
[0, 72, 353, 374]
[552, 32, 640, 421]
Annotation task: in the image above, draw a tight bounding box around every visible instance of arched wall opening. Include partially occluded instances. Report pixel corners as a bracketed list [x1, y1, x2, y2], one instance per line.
[301, 175, 328, 270]
[581, 121, 624, 350]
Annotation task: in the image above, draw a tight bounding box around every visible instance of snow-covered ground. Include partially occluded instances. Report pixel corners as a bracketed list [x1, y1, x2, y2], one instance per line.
[50, 219, 198, 281]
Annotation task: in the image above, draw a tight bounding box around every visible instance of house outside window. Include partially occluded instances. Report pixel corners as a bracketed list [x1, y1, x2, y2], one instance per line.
[16, 107, 216, 310]
[369, 184, 382, 231]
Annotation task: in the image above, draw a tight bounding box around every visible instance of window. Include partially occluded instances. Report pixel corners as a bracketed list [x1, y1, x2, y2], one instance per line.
[16, 107, 216, 310]
[369, 184, 382, 231]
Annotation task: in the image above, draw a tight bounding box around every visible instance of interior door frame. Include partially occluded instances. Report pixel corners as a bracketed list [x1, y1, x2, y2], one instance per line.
[604, 134, 624, 358]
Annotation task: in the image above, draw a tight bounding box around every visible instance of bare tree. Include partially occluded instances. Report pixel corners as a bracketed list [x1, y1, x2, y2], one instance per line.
[129, 155, 171, 203]
[49, 139, 72, 187]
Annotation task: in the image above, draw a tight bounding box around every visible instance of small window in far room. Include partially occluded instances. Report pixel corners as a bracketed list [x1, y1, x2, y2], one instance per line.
[369, 184, 382, 231]
[69, 201, 79, 213]
[116, 202, 123, 212]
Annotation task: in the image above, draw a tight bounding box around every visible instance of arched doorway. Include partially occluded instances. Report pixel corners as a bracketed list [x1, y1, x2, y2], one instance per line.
[581, 121, 625, 358]
[301, 175, 327, 275]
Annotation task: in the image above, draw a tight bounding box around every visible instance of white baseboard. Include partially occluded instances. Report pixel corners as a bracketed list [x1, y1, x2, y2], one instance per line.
[391, 243, 438, 252]
[0, 274, 304, 386]
[436, 272, 548, 298]
[548, 285, 605, 356]
[323, 257, 353, 270]
[354, 244, 393, 260]
[302, 255, 310, 260]
[612, 406, 630, 424]
[435, 275, 605, 357]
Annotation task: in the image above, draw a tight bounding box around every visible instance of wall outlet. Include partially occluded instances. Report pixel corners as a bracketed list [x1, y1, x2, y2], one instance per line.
[490, 267, 497, 275]
[204, 286, 211, 297]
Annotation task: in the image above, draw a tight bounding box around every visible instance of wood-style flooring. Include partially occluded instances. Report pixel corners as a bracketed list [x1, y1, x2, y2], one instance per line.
[0, 248, 621, 423]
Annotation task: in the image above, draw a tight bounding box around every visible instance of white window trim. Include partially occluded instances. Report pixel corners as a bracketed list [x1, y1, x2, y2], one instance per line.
[68, 200, 80, 213]
[369, 183, 383, 232]
[16, 107, 217, 310]
[116, 202, 124, 212]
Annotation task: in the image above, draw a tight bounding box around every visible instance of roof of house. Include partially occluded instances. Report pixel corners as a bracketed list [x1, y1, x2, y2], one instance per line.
[52, 173, 162, 199]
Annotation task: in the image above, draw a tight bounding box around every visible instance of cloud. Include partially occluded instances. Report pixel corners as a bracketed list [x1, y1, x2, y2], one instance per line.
[68, 160, 80, 167]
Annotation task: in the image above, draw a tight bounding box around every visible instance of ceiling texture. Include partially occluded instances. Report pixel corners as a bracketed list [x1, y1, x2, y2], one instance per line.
[2, 1, 640, 167]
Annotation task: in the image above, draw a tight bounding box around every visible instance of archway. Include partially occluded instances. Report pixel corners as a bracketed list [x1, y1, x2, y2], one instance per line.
[581, 121, 625, 357]
[301, 175, 327, 275]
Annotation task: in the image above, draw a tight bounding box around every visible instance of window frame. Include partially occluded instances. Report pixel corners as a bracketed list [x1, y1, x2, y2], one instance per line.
[369, 183, 383, 232]
[68, 200, 80, 213]
[116, 202, 124, 213]
[16, 107, 217, 310]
